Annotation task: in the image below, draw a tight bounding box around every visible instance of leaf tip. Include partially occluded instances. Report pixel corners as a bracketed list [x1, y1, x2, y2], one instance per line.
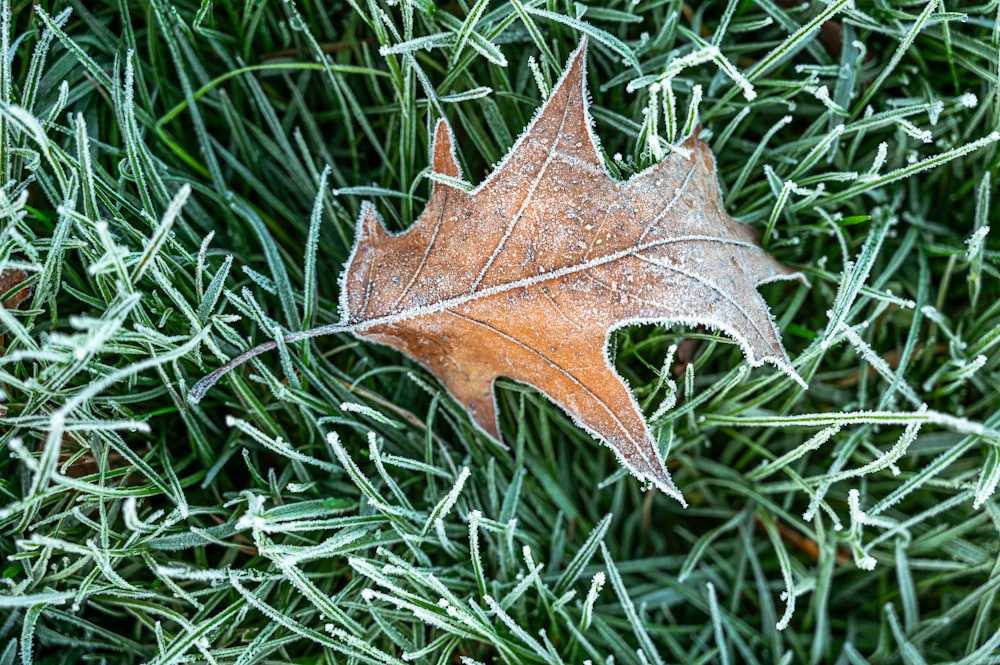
[786, 366, 809, 391]
[566, 35, 589, 85]
[432, 119, 462, 179]
[356, 201, 390, 245]
[655, 476, 688, 507]
[763, 354, 808, 391]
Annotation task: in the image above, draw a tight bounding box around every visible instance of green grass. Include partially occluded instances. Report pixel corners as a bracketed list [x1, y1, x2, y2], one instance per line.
[2, 0, 999, 663]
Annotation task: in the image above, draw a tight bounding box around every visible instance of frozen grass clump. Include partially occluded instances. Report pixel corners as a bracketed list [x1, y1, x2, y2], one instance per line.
[1, 1, 998, 663]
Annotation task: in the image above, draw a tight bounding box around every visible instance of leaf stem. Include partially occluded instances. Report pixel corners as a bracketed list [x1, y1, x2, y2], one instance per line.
[187, 322, 355, 404]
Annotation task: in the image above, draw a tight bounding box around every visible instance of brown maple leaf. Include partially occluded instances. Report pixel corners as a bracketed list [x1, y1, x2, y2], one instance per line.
[190, 38, 803, 504]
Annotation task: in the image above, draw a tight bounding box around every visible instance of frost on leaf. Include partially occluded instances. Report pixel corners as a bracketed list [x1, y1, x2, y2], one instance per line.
[340, 38, 803, 505]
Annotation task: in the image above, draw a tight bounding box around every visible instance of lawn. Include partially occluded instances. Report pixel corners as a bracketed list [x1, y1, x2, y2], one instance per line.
[1, 1, 999, 663]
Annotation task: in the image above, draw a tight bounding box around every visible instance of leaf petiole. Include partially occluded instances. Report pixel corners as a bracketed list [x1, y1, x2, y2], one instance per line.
[187, 322, 354, 404]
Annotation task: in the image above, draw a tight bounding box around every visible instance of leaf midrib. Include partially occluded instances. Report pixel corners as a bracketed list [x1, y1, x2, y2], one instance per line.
[349, 234, 761, 331]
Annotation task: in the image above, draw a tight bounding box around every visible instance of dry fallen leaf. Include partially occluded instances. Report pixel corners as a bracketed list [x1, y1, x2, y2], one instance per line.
[338, 38, 804, 504]
[190, 38, 804, 504]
